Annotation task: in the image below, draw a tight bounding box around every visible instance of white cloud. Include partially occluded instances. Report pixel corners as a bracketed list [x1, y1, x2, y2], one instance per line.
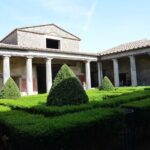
[83, 0, 97, 31]
[40, 0, 97, 30]
[40, 0, 87, 16]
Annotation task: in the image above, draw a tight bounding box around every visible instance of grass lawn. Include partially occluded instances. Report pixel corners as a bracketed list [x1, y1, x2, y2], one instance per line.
[0, 86, 149, 117]
[0, 86, 150, 149]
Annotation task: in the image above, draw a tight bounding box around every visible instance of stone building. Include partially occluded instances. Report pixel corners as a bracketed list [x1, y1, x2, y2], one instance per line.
[0, 24, 149, 95]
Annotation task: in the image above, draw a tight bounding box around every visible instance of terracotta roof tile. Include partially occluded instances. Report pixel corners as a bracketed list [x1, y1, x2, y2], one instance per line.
[100, 39, 150, 55]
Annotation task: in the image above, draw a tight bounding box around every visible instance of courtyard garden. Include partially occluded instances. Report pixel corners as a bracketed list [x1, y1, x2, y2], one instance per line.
[0, 65, 150, 150]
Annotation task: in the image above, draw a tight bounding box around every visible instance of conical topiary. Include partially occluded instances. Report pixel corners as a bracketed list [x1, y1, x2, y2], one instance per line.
[47, 64, 89, 106]
[0, 77, 21, 99]
[101, 76, 114, 90]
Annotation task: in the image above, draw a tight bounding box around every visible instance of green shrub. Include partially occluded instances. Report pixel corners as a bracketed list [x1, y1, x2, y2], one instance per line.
[0, 108, 123, 150]
[122, 98, 150, 109]
[47, 64, 89, 106]
[99, 90, 150, 107]
[101, 76, 114, 90]
[0, 77, 21, 99]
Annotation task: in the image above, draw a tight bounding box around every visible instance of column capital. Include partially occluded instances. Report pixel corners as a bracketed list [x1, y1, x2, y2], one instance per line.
[84, 59, 91, 63]
[112, 58, 118, 62]
[3, 55, 11, 58]
[128, 55, 135, 59]
[46, 57, 53, 61]
[26, 56, 33, 59]
[97, 60, 102, 63]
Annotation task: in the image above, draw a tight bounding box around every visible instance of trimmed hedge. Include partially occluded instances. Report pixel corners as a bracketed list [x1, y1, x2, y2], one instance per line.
[0, 107, 124, 150]
[98, 90, 150, 107]
[0, 88, 150, 117]
[122, 98, 150, 110]
[122, 98, 150, 144]
[0, 101, 101, 117]
[47, 64, 89, 106]
[0, 77, 21, 99]
[101, 76, 114, 90]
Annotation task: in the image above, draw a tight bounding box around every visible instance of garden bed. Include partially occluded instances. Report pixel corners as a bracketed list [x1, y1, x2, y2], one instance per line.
[0, 106, 124, 150]
[0, 87, 150, 149]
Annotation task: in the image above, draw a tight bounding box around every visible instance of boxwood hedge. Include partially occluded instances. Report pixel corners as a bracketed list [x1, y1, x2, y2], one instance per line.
[0, 107, 124, 150]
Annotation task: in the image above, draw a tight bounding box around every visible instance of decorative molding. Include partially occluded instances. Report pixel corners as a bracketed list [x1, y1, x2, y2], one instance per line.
[0, 48, 98, 62]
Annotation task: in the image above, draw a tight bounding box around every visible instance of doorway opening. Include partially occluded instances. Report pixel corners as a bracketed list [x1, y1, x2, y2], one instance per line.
[119, 73, 129, 86]
[37, 65, 46, 94]
[52, 64, 62, 80]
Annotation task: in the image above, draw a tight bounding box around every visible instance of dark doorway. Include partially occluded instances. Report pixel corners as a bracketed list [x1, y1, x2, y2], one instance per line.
[37, 65, 46, 94]
[52, 64, 62, 80]
[119, 73, 127, 86]
[91, 62, 98, 87]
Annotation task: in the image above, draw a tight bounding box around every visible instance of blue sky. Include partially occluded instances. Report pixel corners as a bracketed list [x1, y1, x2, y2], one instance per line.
[1, 0, 150, 52]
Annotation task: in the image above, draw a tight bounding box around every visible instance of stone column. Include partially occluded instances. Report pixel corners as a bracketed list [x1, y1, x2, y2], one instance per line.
[85, 60, 91, 89]
[46, 57, 53, 93]
[113, 59, 119, 87]
[129, 55, 137, 86]
[3, 55, 10, 84]
[26, 56, 33, 95]
[97, 61, 103, 87]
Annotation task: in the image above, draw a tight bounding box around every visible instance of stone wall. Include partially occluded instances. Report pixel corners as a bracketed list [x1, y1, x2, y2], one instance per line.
[17, 31, 45, 49]
[17, 30, 79, 52]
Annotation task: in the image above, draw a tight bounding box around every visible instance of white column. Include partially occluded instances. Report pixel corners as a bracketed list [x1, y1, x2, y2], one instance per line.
[113, 59, 119, 87]
[129, 55, 137, 86]
[85, 60, 91, 89]
[3, 55, 10, 84]
[26, 56, 33, 95]
[97, 61, 103, 87]
[46, 57, 53, 93]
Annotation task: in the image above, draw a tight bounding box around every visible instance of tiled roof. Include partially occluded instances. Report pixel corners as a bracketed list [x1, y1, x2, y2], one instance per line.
[100, 39, 150, 56]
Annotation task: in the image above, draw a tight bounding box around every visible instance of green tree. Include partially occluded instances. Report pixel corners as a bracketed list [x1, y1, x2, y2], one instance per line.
[0, 77, 21, 99]
[101, 76, 114, 90]
[47, 64, 89, 106]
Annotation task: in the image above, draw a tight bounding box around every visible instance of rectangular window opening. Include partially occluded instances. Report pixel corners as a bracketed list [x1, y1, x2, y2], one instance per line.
[46, 39, 60, 49]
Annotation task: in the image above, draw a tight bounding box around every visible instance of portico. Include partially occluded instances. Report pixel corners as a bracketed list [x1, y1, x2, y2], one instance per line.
[0, 46, 98, 95]
[100, 45, 150, 87]
[0, 24, 150, 95]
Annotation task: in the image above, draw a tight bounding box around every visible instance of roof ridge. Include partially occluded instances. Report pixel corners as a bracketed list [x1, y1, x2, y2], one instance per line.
[18, 23, 81, 40]
[18, 23, 54, 29]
